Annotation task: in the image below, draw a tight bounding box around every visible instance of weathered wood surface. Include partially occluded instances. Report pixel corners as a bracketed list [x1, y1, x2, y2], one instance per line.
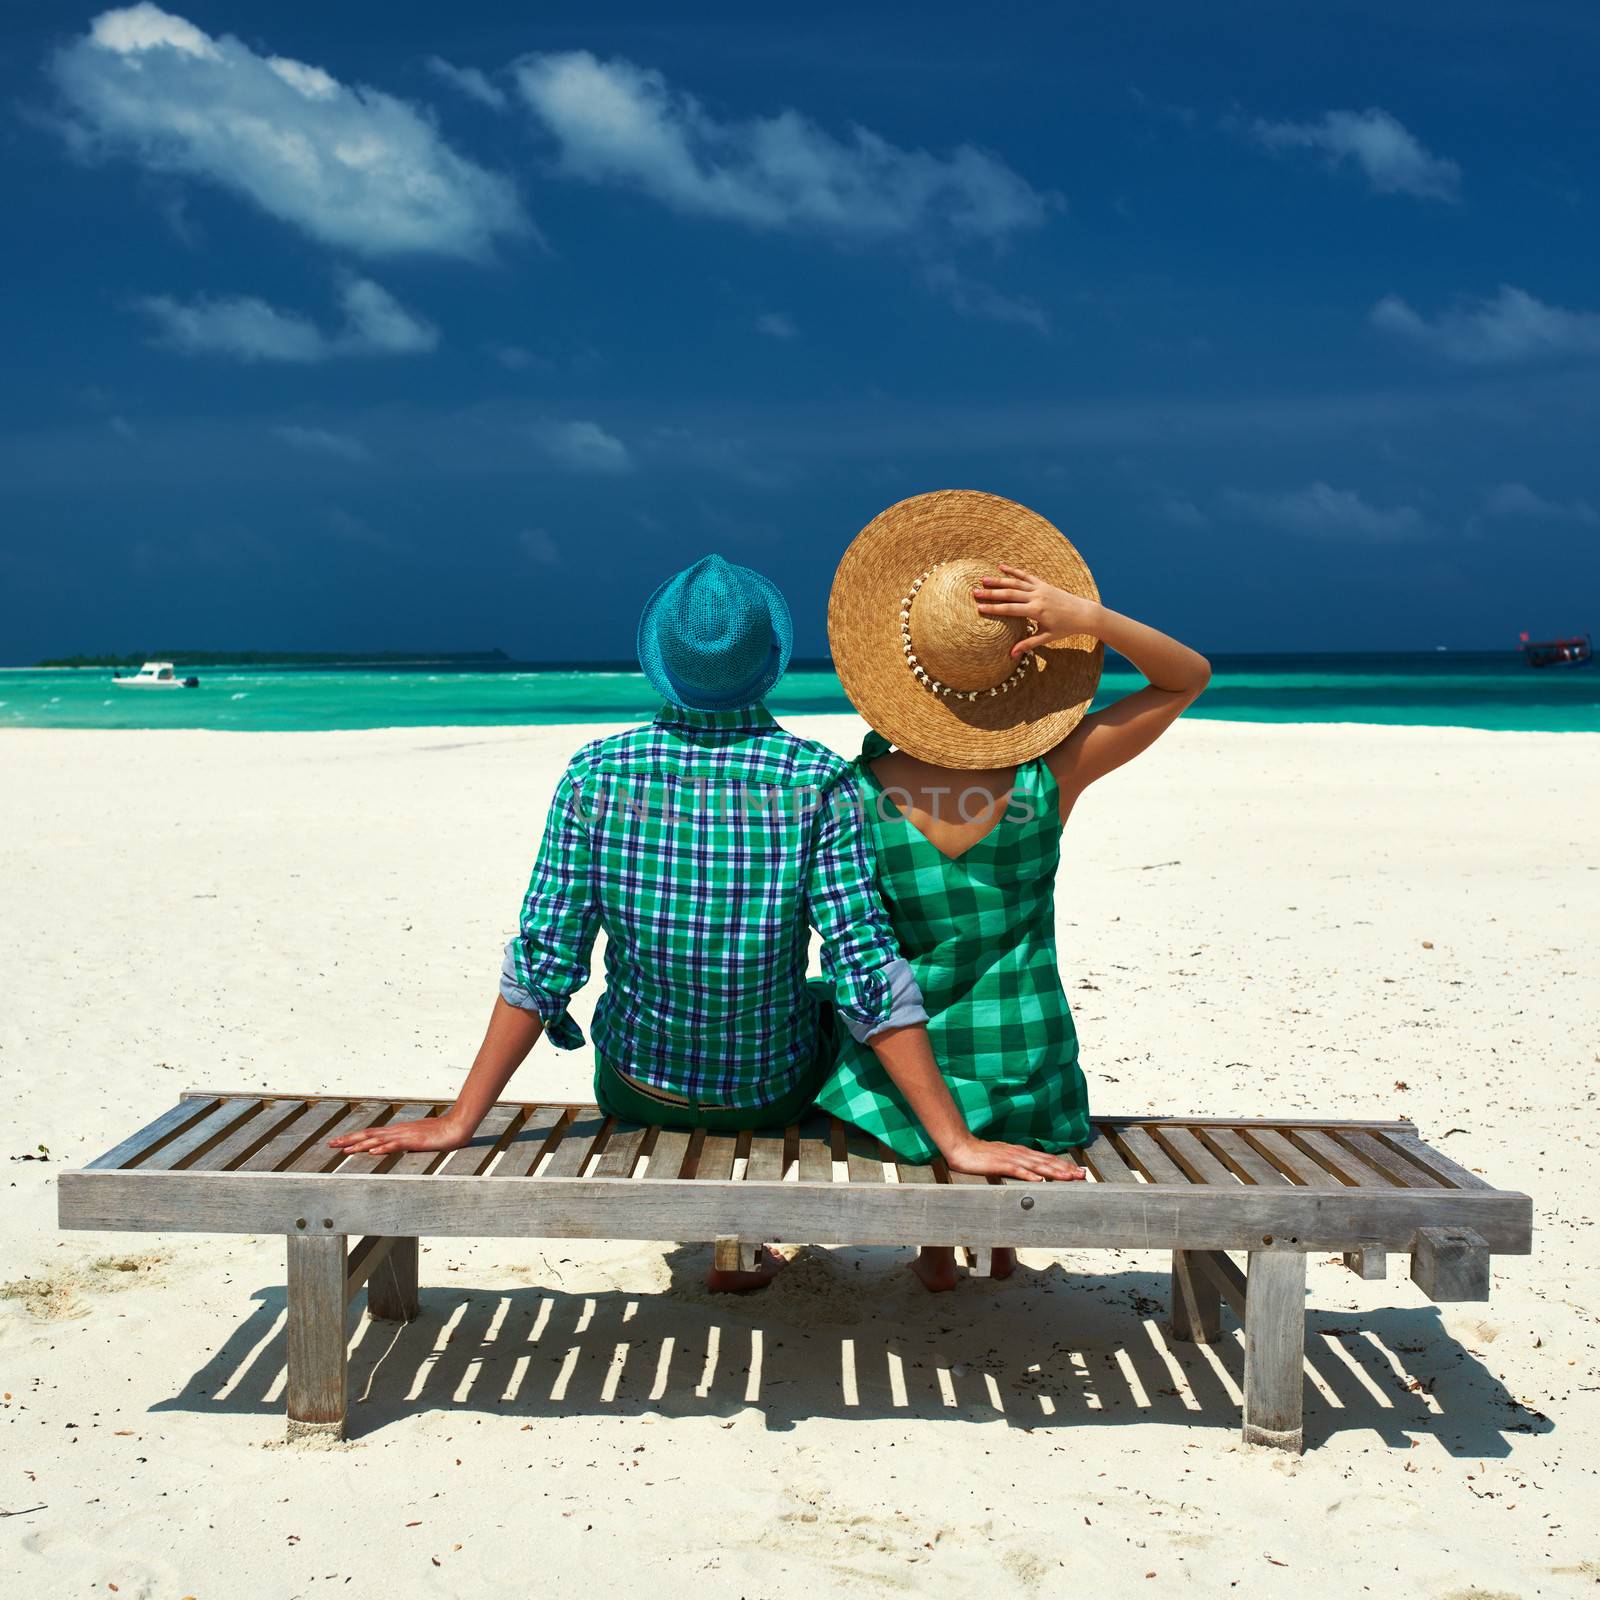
[367, 1236, 419, 1321]
[343, 1234, 396, 1303]
[285, 1233, 348, 1438]
[1343, 1243, 1388, 1280]
[1190, 1247, 1248, 1318]
[1239, 1128, 1330, 1187]
[175, 1087, 1420, 1133]
[63, 1095, 1532, 1256]
[60, 1168, 1533, 1251]
[132, 1098, 264, 1172]
[1383, 1130, 1493, 1190]
[85, 1097, 224, 1171]
[1242, 1249, 1307, 1453]
[1411, 1226, 1491, 1302]
[1169, 1249, 1222, 1343]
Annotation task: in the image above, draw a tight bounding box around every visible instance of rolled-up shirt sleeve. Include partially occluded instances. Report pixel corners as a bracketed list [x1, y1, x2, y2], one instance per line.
[804, 775, 927, 1043]
[499, 766, 600, 1050]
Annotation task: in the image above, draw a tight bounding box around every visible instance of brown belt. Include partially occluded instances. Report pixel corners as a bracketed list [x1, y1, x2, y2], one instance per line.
[613, 1065, 736, 1114]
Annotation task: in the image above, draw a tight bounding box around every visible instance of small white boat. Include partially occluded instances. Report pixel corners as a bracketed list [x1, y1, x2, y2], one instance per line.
[112, 661, 200, 690]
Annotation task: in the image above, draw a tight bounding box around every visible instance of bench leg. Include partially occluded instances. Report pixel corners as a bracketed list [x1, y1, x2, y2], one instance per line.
[1169, 1249, 1222, 1343]
[1242, 1250, 1306, 1453]
[286, 1233, 348, 1440]
[368, 1236, 420, 1322]
[713, 1236, 760, 1273]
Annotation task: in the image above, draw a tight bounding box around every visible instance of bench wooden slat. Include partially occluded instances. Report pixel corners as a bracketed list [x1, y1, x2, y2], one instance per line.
[795, 1120, 833, 1183]
[237, 1101, 353, 1173]
[830, 1120, 887, 1184]
[1238, 1127, 1331, 1187]
[434, 1105, 523, 1177]
[745, 1130, 787, 1183]
[1328, 1129, 1446, 1189]
[1379, 1129, 1491, 1190]
[186, 1098, 312, 1172]
[896, 1157, 937, 1184]
[490, 1106, 568, 1178]
[388, 1108, 457, 1176]
[1152, 1127, 1240, 1187]
[336, 1102, 436, 1176]
[86, 1098, 223, 1171]
[644, 1127, 693, 1180]
[1200, 1127, 1294, 1187]
[1282, 1128, 1379, 1186]
[945, 1165, 989, 1186]
[1115, 1126, 1189, 1185]
[593, 1123, 648, 1180]
[540, 1110, 610, 1179]
[695, 1132, 738, 1181]
[178, 1089, 1419, 1134]
[1080, 1128, 1140, 1184]
[288, 1102, 392, 1174]
[136, 1098, 264, 1173]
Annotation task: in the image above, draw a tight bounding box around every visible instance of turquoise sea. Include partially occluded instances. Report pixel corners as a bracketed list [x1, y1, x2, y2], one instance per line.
[1, 654, 1595, 733]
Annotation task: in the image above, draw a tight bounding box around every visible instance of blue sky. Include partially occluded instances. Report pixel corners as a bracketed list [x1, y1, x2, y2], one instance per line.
[2, 1, 1597, 661]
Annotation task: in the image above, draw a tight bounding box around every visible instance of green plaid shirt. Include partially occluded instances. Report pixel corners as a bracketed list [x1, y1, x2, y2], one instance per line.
[501, 705, 924, 1109]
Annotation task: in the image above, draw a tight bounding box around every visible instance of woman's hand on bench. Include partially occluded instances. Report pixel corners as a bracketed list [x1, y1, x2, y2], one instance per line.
[942, 1134, 1085, 1183]
[329, 1113, 473, 1156]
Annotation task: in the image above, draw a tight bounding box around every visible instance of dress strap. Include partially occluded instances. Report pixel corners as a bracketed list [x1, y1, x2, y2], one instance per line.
[860, 729, 893, 761]
[1012, 755, 1064, 829]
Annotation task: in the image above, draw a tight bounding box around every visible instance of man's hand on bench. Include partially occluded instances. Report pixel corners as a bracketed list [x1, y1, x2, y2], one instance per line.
[330, 1114, 473, 1157]
[942, 1135, 1085, 1183]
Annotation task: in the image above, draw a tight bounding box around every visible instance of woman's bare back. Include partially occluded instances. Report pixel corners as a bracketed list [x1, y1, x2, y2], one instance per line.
[868, 750, 1024, 861]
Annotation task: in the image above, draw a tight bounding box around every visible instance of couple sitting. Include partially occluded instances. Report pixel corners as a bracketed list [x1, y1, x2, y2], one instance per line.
[333, 491, 1210, 1291]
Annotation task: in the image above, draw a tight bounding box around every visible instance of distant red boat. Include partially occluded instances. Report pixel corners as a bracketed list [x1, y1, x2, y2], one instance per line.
[1519, 631, 1593, 668]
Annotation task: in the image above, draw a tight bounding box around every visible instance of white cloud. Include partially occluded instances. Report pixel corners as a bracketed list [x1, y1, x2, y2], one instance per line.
[135, 293, 326, 361]
[518, 527, 561, 566]
[135, 275, 437, 362]
[426, 56, 507, 111]
[1156, 495, 1209, 530]
[755, 311, 797, 340]
[51, 5, 526, 258]
[532, 419, 632, 474]
[923, 262, 1048, 333]
[274, 424, 370, 463]
[336, 276, 438, 353]
[1223, 481, 1425, 541]
[1251, 107, 1460, 201]
[512, 50, 1051, 241]
[1371, 285, 1600, 366]
[1477, 481, 1598, 525]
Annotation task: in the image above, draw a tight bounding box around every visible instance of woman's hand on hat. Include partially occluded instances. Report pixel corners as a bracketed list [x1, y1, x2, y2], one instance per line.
[974, 564, 1102, 659]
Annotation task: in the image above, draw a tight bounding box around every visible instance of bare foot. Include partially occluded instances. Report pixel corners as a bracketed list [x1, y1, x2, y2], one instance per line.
[990, 1247, 1017, 1280]
[910, 1246, 960, 1293]
[706, 1245, 786, 1293]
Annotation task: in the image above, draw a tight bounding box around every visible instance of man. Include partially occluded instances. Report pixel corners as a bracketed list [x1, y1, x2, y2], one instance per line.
[332, 555, 1077, 1288]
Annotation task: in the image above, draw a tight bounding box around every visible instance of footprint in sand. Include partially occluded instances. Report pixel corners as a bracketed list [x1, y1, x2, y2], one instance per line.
[0, 1251, 168, 1320]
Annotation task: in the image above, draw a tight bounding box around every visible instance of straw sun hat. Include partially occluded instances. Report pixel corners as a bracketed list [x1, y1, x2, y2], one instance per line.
[828, 490, 1103, 768]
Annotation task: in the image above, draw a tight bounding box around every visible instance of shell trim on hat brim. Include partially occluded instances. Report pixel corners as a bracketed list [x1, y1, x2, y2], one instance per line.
[828, 489, 1104, 769]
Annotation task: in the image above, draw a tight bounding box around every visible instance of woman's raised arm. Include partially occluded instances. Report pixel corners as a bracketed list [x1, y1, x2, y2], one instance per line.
[973, 565, 1210, 815]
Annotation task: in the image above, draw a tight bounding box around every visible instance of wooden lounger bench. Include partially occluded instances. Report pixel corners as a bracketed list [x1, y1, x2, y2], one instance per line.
[57, 1090, 1533, 1452]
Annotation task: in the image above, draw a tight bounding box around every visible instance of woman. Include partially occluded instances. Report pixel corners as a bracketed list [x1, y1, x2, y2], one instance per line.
[818, 490, 1211, 1291]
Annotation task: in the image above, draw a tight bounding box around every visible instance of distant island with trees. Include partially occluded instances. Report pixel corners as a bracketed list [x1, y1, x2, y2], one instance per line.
[37, 649, 515, 668]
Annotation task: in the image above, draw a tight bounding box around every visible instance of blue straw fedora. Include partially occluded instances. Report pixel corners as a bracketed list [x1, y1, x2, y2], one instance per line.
[636, 553, 794, 711]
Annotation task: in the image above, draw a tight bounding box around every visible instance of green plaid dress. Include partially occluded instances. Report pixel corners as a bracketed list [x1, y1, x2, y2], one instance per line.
[815, 733, 1091, 1162]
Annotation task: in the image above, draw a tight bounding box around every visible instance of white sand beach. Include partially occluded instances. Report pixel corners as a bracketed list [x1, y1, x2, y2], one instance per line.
[2, 717, 1596, 1598]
